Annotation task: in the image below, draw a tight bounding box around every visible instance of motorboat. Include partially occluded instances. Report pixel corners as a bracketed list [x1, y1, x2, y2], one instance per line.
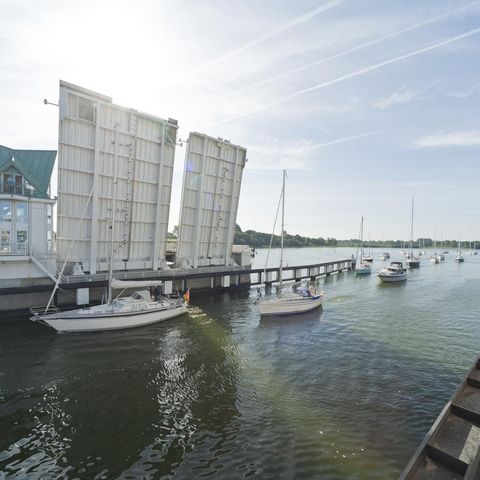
[380, 252, 390, 260]
[429, 254, 440, 264]
[455, 251, 464, 263]
[257, 170, 323, 316]
[31, 284, 189, 333]
[362, 255, 373, 263]
[377, 261, 407, 283]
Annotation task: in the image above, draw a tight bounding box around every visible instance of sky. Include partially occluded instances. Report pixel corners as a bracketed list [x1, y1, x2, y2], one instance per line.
[1, 0, 479, 241]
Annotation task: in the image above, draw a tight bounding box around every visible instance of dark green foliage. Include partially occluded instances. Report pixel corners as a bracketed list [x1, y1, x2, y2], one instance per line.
[233, 227, 479, 249]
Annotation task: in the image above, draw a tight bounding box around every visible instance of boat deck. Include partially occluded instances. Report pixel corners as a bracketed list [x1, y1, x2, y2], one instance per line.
[400, 358, 480, 479]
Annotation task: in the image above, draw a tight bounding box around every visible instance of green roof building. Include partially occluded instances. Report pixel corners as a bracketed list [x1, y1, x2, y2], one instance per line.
[0, 144, 56, 259]
[0, 145, 56, 199]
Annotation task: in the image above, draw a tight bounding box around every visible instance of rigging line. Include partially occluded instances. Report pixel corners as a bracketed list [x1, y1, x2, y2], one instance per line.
[45, 184, 95, 312]
[204, 25, 480, 128]
[172, 0, 347, 84]
[263, 184, 283, 288]
[224, 1, 480, 98]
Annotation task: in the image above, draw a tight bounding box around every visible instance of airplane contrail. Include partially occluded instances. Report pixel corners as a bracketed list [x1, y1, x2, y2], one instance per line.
[204, 26, 480, 128]
[173, 0, 347, 83]
[224, 1, 479, 98]
[253, 131, 377, 161]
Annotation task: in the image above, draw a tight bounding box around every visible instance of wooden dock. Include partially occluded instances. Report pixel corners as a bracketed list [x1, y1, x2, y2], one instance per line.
[400, 357, 480, 479]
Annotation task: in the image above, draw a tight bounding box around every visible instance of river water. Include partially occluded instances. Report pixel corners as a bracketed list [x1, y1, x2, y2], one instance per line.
[1, 247, 479, 479]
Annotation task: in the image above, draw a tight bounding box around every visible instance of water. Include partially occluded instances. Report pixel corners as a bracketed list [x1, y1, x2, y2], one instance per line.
[1, 247, 480, 479]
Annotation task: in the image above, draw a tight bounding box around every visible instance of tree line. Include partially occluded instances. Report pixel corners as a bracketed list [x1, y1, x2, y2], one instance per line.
[232, 225, 478, 249]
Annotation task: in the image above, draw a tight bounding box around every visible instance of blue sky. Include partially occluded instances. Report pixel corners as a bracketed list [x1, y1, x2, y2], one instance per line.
[1, 0, 479, 240]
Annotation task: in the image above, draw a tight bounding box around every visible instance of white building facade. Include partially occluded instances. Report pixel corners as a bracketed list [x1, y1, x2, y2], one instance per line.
[0, 144, 56, 284]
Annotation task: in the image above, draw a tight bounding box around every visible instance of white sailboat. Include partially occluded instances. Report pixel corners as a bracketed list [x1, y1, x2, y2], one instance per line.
[362, 232, 373, 263]
[455, 240, 465, 263]
[355, 217, 371, 275]
[430, 237, 440, 264]
[31, 129, 188, 333]
[258, 170, 323, 316]
[406, 196, 420, 269]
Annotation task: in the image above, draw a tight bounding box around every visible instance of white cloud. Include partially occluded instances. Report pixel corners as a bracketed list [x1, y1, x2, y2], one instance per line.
[372, 87, 423, 109]
[415, 130, 480, 147]
[448, 81, 480, 99]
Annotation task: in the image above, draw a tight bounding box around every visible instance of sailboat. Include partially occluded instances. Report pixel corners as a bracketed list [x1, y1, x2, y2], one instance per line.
[438, 232, 445, 261]
[430, 237, 440, 264]
[406, 196, 420, 268]
[362, 232, 373, 263]
[455, 238, 464, 263]
[31, 129, 188, 333]
[257, 170, 323, 316]
[355, 217, 371, 275]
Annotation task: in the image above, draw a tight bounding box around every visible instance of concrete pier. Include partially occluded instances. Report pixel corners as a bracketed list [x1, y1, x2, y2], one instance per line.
[0, 258, 353, 317]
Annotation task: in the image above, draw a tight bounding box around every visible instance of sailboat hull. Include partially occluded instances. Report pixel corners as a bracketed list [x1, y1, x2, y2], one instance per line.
[258, 296, 323, 316]
[33, 303, 188, 333]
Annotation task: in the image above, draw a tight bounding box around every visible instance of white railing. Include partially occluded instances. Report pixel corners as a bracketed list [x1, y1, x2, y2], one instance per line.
[60, 264, 247, 284]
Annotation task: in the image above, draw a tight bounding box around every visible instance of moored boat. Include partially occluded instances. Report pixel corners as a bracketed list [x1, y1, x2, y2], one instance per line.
[31, 286, 189, 333]
[377, 261, 407, 283]
[257, 170, 324, 316]
[405, 196, 420, 269]
[258, 286, 323, 316]
[355, 217, 372, 276]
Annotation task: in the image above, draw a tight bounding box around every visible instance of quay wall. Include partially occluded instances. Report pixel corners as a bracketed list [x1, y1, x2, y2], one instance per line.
[0, 259, 352, 318]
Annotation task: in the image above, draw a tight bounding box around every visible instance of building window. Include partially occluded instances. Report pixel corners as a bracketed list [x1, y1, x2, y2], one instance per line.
[1, 230, 10, 254]
[1, 173, 25, 194]
[15, 175, 23, 194]
[78, 97, 95, 122]
[47, 204, 52, 225]
[0, 200, 11, 222]
[16, 230, 27, 254]
[2, 173, 13, 193]
[15, 203, 28, 224]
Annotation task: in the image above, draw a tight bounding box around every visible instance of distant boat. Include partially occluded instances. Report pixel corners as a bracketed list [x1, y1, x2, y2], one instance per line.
[455, 238, 465, 263]
[377, 261, 407, 283]
[355, 217, 371, 275]
[380, 252, 390, 260]
[257, 170, 323, 316]
[406, 196, 420, 269]
[430, 240, 439, 263]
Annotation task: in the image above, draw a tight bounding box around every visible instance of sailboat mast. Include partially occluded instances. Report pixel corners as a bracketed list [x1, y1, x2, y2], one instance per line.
[410, 195, 414, 254]
[359, 217, 364, 260]
[279, 170, 286, 290]
[107, 125, 119, 305]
